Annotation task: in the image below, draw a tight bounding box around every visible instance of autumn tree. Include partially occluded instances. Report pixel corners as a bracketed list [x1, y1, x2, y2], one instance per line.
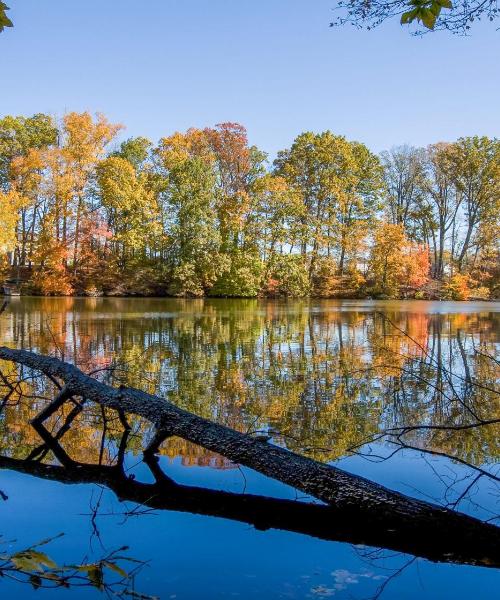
[0, 114, 57, 189]
[369, 223, 407, 297]
[0, 114, 57, 273]
[203, 123, 252, 250]
[369, 223, 429, 297]
[0, 111, 497, 299]
[442, 273, 472, 300]
[0, 189, 18, 257]
[420, 143, 462, 278]
[380, 145, 425, 231]
[58, 112, 121, 272]
[446, 137, 500, 273]
[157, 129, 224, 296]
[0, 112, 121, 293]
[403, 243, 430, 290]
[31, 213, 74, 295]
[2, 149, 45, 270]
[97, 155, 160, 291]
[275, 132, 383, 282]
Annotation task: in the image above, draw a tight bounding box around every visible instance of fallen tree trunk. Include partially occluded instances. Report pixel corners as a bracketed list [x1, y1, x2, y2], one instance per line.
[0, 449, 496, 568]
[0, 346, 499, 566]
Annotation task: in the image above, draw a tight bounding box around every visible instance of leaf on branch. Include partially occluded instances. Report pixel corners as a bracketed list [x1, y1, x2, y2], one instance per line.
[430, 2, 443, 17]
[401, 0, 453, 28]
[10, 553, 44, 573]
[0, 2, 13, 33]
[84, 564, 105, 589]
[25, 550, 58, 569]
[103, 560, 129, 578]
[421, 7, 438, 27]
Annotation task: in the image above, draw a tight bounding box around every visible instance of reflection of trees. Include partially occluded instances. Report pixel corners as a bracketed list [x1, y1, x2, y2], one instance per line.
[0, 298, 498, 468]
[0, 393, 498, 571]
[365, 313, 499, 468]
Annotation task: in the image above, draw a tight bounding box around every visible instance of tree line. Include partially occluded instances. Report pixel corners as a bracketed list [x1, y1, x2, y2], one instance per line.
[0, 112, 498, 299]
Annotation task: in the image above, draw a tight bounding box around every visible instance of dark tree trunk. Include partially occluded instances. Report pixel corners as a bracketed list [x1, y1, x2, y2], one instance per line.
[0, 346, 498, 568]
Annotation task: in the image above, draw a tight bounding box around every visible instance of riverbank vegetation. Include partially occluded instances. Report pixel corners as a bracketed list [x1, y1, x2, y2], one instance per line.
[0, 113, 498, 299]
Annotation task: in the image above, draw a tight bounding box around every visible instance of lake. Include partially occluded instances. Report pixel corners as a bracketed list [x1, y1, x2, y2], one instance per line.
[0, 297, 499, 599]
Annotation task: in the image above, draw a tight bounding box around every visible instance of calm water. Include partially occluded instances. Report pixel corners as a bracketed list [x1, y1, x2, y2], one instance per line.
[0, 298, 499, 599]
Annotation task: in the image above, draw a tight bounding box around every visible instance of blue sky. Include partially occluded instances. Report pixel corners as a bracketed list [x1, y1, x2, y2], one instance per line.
[1, 0, 499, 157]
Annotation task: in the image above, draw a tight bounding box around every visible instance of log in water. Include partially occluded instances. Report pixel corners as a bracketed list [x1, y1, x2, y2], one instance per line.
[0, 346, 499, 568]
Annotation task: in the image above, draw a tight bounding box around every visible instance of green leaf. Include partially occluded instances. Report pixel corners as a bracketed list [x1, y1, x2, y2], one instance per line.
[401, 7, 420, 24]
[437, 0, 453, 7]
[27, 550, 58, 569]
[429, 2, 442, 16]
[103, 560, 128, 578]
[11, 555, 43, 572]
[85, 564, 104, 589]
[419, 7, 437, 28]
[0, 3, 13, 33]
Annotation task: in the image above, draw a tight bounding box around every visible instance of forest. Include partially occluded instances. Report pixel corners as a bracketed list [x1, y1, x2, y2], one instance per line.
[0, 112, 499, 300]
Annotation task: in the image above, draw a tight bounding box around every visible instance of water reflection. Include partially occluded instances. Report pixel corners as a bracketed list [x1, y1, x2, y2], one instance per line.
[1, 421, 498, 570]
[0, 298, 498, 468]
[0, 298, 499, 599]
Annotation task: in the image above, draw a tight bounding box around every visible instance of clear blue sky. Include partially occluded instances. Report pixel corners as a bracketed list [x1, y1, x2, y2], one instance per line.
[2, 0, 499, 157]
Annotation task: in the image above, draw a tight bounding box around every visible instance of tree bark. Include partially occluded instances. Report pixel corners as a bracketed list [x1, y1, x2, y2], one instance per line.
[0, 346, 498, 566]
[1, 448, 498, 568]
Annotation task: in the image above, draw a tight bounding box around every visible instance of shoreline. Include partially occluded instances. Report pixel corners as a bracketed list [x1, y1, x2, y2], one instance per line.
[2, 294, 499, 303]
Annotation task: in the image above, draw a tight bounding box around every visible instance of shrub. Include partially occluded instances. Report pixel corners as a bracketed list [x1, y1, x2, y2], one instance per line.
[264, 255, 310, 297]
[311, 257, 338, 297]
[469, 286, 490, 300]
[209, 252, 263, 297]
[312, 258, 365, 298]
[168, 262, 205, 297]
[443, 274, 471, 300]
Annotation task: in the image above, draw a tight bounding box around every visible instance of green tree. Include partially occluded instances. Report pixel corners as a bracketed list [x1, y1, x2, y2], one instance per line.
[0, 114, 57, 188]
[447, 137, 500, 272]
[275, 131, 383, 280]
[157, 130, 224, 296]
[97, 156, 160, 273]
[264, 254, 310, 297]
[209, 250, 263, 297]
[250, 174, 305, 263]
[111, 136, 152, 171]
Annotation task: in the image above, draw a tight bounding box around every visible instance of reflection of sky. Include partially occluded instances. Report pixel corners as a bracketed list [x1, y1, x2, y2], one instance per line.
[0, 298, 498, 598]
[1, 444, 499, 600]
